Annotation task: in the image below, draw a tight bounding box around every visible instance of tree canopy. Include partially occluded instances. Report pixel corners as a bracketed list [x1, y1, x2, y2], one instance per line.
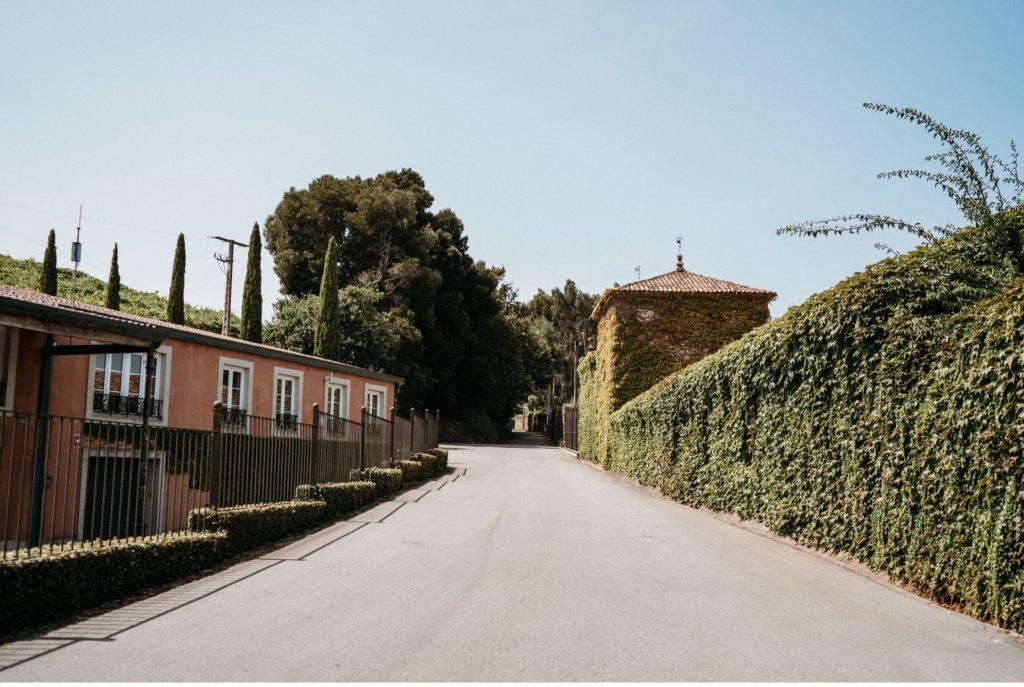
[264, 169, 547, 438]
[38, 229, 57, 296]
[167, 234, 186, 324]
[240, 223, 263, 343]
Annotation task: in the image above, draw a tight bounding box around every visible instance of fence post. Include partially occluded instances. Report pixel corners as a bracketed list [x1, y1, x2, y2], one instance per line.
[435, 409, 441, 448]
[410, 409, 417, 454]
[310, 403, 320, 485]
[210, 401, 224, 509]
[359, 406, 367, 471]
[389, 406, 397, 466]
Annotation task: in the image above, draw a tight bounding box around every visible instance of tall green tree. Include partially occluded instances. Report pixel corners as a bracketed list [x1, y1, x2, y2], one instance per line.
[240, 223, 263, 343]
[314, 236, 341, 360]
[38, 229, 57, 295]
[167, 233, 186, 324]
[105, 243, 121, 310]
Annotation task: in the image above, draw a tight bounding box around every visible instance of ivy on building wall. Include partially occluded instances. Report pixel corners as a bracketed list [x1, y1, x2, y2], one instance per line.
[581, 224, 1024, 632]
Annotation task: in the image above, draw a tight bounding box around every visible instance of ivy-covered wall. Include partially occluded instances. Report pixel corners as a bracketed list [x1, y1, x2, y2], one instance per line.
[605, 293, 771, 408]
[598, 227, 1024, 632]
[578, 284, 771, 467]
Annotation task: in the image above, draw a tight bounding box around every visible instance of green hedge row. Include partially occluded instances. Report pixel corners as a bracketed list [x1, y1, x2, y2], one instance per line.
[589, 226, 1024, 632]
[395, 459, 425, 483]
[187, 501, 327, 552]
[425, 447, 449, 470]
[0, 533, 225, 637]
[361, 467, 403, 496]
[295, 481, 377, 518]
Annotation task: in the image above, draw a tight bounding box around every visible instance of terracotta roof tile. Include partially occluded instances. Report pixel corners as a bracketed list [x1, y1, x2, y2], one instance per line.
[0, 284, 403, 384]
[592, 267, 775, 320]
[618, 268, 775, 295]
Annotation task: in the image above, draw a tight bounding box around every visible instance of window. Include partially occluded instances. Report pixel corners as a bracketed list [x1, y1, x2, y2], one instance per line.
[221, 366, 246, 410]
[325, 379, 349, 419]
[365, 384, 386, 418]
[273, 367, 303, 430]
[92, 352, 163, 418]
[0, 326, 17, 409]
[217, 357, 253, 426]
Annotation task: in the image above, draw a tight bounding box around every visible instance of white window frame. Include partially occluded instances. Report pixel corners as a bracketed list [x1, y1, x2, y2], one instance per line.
[0, 326, 20, 409]
[217, 356, 254, 414]
[324, 376, 351, 420]
[364, 383, 387, 418]
[86, 344, 171, 425]
[272, 366, 304, 425]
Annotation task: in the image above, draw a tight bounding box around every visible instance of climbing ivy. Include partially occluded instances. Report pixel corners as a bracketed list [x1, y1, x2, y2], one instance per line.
[584, 220, 1024, 632]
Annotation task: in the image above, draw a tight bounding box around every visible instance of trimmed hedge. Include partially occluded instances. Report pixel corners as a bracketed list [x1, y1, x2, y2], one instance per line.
[295, 481, 377, 517]
[0, 533, 225, 637]
[188, 501, 326, 552]
[425, 447, 449, 470]
[395, 459, 425, 483]
[361, 467, 403, 496]
[590, 225, 1024, 632]
[411, 452, 441, 477]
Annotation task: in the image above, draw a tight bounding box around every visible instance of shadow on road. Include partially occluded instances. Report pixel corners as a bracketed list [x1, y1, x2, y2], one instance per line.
[443, 431, 553, 449]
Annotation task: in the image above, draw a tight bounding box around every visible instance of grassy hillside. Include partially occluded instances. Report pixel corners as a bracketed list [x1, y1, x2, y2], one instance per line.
[0, 254, 238, 334]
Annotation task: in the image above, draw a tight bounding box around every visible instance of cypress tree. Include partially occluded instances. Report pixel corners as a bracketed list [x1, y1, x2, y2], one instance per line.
[167, 233, 186, 324]
[105, 243, 121, 310]
[38, 228, 58, 296]
[240, 223, 263, 343]
[314, 236, 340, 360]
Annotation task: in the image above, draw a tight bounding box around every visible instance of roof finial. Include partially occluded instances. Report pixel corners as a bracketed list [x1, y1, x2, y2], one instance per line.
[633, 264, 642, 280]
[675, 235, 684, 272]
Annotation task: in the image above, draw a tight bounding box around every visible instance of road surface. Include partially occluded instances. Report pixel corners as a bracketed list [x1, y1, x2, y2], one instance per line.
[3, 436, 1023, 680]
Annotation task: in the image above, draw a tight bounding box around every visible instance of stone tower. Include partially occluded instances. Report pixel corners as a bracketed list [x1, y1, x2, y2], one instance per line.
[591, 253, 776, 411]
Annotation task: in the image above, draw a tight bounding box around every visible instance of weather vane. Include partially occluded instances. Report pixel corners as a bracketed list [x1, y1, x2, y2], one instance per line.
[675, 235, 684, 271]
[634, 264, 642, 280]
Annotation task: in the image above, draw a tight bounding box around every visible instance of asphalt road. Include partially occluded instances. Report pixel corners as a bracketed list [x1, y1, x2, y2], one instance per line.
[3, 436, 1024, 680]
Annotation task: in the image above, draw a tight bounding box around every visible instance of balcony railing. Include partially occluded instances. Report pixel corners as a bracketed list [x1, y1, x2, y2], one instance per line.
[275, 413, 298, 431]
[222, 407, 247, 425]
[91, 393, 163, 419]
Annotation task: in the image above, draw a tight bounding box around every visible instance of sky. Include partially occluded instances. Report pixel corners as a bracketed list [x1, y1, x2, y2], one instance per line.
[2, 0, 1023, 321]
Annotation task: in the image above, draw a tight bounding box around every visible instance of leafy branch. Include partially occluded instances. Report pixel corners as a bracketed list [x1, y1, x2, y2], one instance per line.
[778, 103, 1023, 272]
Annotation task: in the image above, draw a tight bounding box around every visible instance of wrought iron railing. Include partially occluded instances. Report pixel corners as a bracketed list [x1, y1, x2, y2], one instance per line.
[274, 413, 298, 431]
[0, 404, 441, 559]
[91, 392, 163, 419]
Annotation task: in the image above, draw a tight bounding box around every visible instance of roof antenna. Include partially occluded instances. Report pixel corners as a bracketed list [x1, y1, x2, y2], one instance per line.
[634, 264, 642, 280]
[675, 235, 684, 272]
[71, 205, 83, 304]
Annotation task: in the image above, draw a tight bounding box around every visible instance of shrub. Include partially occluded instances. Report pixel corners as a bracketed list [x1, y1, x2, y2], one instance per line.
[411, 452, 440, 477]
[425, 448, 449, 469]
[295, 481, 376, 518]
[395, 459, 425, 483]
[188, 501, 326, 552]
[0, 532, 225, 637]
[360, 467, 403, 496]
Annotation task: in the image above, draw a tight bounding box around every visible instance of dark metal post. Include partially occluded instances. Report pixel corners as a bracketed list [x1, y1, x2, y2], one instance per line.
[28, 335, 54, 548]
[410, 409, 417, 455]
[389, 406, 396, 465]
[140, 345, 156, 533]
[359, 406, 367, 471]
[210, 401, 224, 509]
[310, 403, 320, 485]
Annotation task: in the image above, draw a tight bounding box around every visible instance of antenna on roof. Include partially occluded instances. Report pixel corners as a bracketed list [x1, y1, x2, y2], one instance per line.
[634, 264, 642, 280]
[71, 205, 83, 304]
[675, 235, 684, 272]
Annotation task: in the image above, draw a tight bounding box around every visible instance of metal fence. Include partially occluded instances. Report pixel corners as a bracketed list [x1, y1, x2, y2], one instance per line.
[1, 404, 441, 559]
[563, 405, 578, 452]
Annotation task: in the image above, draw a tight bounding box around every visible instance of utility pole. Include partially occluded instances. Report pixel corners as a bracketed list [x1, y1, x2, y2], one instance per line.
[71, 205, 83, 304]
[210, 235, 248, 336]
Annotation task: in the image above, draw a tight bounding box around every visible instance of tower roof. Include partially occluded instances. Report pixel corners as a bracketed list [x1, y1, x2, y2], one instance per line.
[592, 266, 775, 320]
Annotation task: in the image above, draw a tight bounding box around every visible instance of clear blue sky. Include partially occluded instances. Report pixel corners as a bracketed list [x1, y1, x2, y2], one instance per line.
[2, 0, 1022, 320]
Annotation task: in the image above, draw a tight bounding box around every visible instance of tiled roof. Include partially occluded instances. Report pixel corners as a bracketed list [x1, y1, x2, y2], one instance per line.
[592, 267, 775, 320]
[617, 268, 775, 295]
[0, 284, 403, 384]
